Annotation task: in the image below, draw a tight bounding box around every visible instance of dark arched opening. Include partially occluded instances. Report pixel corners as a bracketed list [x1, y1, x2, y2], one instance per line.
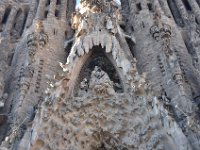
[74, 46, 124, 97]
[20, 7, 30, 35]
[56, 0, 61, 5]
[182, 0, 192, 11]
[1, 6, 11, 24]
[126, 37, 136, 58]
[11, 9, 24, 38]
[46, 0, 50, 6]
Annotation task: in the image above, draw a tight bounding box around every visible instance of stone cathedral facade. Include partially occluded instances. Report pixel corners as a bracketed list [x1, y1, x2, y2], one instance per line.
[0, 0, 200, 149]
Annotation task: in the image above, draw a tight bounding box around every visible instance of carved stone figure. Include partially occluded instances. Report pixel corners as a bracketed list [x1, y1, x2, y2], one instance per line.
[89, 66, 115, 97]
[78, 78, 88, 97]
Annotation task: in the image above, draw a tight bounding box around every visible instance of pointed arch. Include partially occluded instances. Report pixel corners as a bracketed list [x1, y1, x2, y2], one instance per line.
[67, 46, 126, 97]
[11, 7, 29, 38]
[1, 6, 11, 25]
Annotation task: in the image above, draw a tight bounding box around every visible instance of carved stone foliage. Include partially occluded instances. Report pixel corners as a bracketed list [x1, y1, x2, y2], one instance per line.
[28, 68, 191, 150]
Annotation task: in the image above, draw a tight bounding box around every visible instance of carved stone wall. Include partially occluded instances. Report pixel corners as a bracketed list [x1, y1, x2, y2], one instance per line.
[0, 0, 200, 150]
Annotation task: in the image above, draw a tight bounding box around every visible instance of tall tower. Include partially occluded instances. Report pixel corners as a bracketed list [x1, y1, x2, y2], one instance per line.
[0, 0, 200, 150]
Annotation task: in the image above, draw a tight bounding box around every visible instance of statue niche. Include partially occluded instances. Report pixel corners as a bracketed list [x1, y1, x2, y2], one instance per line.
[75, 47, 123, 97]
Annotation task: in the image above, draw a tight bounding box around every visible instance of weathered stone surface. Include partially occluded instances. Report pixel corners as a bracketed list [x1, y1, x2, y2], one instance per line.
[0, 0, 200, 150]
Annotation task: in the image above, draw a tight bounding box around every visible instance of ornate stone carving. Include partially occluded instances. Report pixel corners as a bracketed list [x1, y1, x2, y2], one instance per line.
[28, 76, 191, 150]
[62, 0, 135, 76]
[89, 66, 115, 97]
[78, 78, 89, 97]
[27, 20, 48, 63]
[18, 65, 34, 106]
[45, 77, 70, 105]
[150, 24, 160, 41]
[150, 12, 172, 46]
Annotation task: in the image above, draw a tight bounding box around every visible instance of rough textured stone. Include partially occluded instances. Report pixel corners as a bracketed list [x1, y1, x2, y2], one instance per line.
[0, 0, 200, 150]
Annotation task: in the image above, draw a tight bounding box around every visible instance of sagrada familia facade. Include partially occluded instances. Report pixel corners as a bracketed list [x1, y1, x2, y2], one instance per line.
[0, 0, 200, 149]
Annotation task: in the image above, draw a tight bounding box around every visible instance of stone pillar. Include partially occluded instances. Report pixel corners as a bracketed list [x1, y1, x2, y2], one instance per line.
[60, 0, 67, 20]
[158, 0, 172, 17]
[153, 0, 163, 14]
[35, 0, 47, 20]
[25, 0, 38, 28]
[14, 10, 26, 37]
[0, 5, 6, 32]
[67, 0, 76, 18]
[66, 0, 76, 39]
[174, 0, 188, 22]
[0, 5, 6, 24]
[47, 0, 57, 18]
[188, 0, 200, 24]
[121, 0, 130, 14]
[4, 6, 18, 33]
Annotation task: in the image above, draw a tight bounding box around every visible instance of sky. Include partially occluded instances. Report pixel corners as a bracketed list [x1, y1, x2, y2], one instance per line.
[76, 0, 80, 4]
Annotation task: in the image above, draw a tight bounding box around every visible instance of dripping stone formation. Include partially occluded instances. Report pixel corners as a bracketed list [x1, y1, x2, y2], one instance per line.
[0, 0, 200, 149]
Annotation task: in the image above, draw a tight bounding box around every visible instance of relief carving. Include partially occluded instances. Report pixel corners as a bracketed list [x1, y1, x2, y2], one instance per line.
[62, 0, 136, 76]
[27, 20, 48, 63]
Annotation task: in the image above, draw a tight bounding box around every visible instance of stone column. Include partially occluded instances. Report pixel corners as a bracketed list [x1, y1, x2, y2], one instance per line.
[158, 0, 172, 17]
[35, 0, 47, 20]
[0, 5, 6, 24]
[47, 0, 57, 18]
[153, 0, 163, 15]
[66, 0, 76, 39]
[121, 0, 130, 14]
[4, 6, 18, 33]
[174, 0, 188, 22]
[0, 5, 6, 32]
[188, 0, 200, 24]
[60, 0, 67, 20]
[14, 10, 26, 37]
[67, 0, 76, 18]
[25, 0, 38, 28]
